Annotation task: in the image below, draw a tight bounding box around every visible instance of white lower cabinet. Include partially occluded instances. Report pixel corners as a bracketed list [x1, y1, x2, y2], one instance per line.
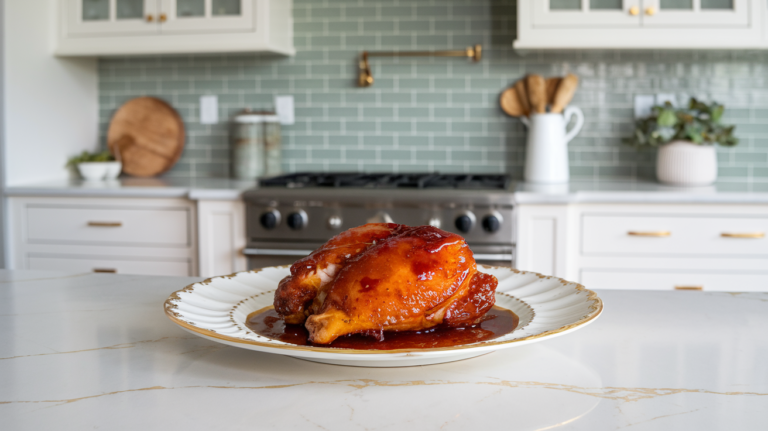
[28, 255, 191, 276]
[196, 199, 247, 278]
[515, 202, 768, 292]
[10, 196, 199, 277]
[581, 269, 768, 292]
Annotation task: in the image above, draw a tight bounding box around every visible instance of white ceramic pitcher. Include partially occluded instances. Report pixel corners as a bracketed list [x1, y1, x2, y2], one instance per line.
[522, 106, 584, 184]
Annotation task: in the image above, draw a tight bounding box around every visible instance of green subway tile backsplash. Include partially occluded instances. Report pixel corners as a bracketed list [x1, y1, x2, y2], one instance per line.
[97, 0, 768, 182]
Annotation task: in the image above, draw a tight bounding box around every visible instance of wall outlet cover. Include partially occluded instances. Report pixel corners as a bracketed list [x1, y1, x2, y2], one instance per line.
[275, 95, 295, 125]
[200, 95, 218, 124]
[634, 95, 655, 119]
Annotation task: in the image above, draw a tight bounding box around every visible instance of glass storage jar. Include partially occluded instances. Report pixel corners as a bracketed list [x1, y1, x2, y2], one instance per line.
[231, 110, 281, 180]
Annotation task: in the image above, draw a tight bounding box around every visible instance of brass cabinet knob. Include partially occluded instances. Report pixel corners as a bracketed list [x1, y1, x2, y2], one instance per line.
[721, 232, 765, 238]
[146, 14, 154, 22]
[645, 6, 657, 16]
[675, 285, 703, 291]
[627, 231, 671, 237]
[629, 6, 639, 16]
[159, 13, 167, 22]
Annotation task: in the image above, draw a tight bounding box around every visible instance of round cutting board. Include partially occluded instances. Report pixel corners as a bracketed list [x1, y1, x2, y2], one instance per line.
[107, 97, 185, 177]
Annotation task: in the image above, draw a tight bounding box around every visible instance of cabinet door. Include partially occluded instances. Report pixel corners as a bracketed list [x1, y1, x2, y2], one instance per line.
[159, 0, 254, 34]
[532, 0, 642, 27]
[65, 0, 160, 36]
[642, 0, 749, 27]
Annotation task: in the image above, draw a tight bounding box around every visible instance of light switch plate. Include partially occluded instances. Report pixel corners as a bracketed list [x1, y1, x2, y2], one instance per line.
[275, 95, 295, 125]
[634, 94, 655, 119]
[200, 95, 218, 124]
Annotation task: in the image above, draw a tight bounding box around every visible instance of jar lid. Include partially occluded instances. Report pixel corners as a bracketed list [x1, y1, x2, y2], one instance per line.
[234, 109, 280, 123]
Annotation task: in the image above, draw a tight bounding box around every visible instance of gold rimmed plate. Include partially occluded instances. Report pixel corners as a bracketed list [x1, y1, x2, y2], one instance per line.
[164, 265, 603, 367]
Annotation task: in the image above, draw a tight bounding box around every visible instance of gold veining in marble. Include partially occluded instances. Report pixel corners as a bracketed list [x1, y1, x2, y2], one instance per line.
[0, 336, 198, 361]
[2, 379, 764, 407]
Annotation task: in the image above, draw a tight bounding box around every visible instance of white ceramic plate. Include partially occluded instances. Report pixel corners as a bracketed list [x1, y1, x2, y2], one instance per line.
[164, 266, 603, 367]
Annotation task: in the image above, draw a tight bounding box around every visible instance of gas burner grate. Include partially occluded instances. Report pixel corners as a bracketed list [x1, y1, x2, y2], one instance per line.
[259, 173, 511, 190]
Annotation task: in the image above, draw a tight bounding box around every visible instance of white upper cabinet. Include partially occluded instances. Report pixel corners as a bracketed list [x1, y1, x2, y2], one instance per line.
[516, 0, 763, 49]
[532, 0, 641, 27]
[67, 0, 159, 36]
[57, 0, 294, 56]
[159, 0, 255, 34]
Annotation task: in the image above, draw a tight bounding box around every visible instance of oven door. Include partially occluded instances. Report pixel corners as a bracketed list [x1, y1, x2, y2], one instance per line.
[470, 245, 515, 268]
[244, 242, 321, 270]
[245, 243, 515, 270]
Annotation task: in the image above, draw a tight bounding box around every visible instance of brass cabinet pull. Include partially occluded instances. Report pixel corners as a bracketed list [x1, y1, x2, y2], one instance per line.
[93, 268, 117, 273]
[629, 6, 639, 16]
[645, 6, 657, 16]
[675, 285, 703, 291]
[159, 13, 167, 22]
[146, 14, 154, 22]
[87, 221, 122, 227]
[721, 232, 765, 239]
[627, 231, 671, 237]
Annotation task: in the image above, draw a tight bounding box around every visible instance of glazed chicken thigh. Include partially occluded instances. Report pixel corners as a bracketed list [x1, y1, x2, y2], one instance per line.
[274, 223, 498, 344]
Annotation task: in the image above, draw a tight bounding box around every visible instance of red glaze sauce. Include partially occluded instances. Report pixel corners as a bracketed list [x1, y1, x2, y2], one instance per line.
[358, 276, 380, 293]
[246, 306, 518, 350]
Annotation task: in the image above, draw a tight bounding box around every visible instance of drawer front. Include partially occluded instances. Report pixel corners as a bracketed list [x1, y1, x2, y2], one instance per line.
[581, 269, 768, 292]
[582, 214, 768, 257]
[28, 255, 190, 277]
[26, 205, 190, 246]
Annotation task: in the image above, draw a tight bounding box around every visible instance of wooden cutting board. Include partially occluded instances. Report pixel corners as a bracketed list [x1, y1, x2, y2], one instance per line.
[107, 97, 185, 177]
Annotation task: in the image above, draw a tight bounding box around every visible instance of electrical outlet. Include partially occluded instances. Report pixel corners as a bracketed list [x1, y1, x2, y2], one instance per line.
[275, 95, 295, 125]
[634, 94, 655, 119]
[200, 95, 218, 124]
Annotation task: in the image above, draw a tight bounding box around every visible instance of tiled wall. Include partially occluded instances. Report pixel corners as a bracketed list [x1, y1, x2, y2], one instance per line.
[98, 0, 768, 183]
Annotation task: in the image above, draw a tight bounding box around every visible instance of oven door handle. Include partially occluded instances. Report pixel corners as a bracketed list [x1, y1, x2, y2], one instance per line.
[244, 249, 513, 261]
[243, 248, 314, 257]
[473, 253, 514, 261]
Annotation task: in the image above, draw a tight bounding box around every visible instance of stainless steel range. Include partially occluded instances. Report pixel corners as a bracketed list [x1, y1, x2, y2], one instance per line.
[243, 173, 515, 268]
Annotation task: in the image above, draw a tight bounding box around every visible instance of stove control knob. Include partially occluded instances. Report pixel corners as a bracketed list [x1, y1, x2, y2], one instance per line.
[287, 210, 308, 230]
[427, 217, 441, 229]
[454, 211, 476, 233]
[327, 215, 342, 230]
[259, 209, 280, 230]
[482, 211, 504, 233]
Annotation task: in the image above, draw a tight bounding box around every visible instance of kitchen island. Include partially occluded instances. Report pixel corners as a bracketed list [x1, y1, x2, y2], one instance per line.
[1, 270, 766, 430]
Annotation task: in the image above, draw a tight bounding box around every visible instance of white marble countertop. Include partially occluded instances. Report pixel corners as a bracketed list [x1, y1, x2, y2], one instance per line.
[515, 179, 768, 204]
[7, 177, 768, 204]
[5, 177, 256, 200]
[2, 270, 766, 430]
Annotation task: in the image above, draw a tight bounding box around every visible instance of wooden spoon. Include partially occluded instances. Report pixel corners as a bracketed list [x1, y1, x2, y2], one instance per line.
[526, 74, 547, 114]
[545, 77, 562, 107]
[551, 73, 579, 114]
[499, 87, 525, 117]
[514, 80, 531, 117]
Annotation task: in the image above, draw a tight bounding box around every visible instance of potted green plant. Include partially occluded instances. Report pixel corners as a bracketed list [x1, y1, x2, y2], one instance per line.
[625, 98, 738, 186]
[66, 150, 121, 181]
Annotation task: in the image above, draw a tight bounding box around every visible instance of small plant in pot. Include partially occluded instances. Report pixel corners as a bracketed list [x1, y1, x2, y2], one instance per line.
[66, 150, 122, 181]
[625, 98, 738, 186]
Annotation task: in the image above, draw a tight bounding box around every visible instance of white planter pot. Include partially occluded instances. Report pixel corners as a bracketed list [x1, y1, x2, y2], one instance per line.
[656, 141, 717, 186]
[77, 161, 122, 181]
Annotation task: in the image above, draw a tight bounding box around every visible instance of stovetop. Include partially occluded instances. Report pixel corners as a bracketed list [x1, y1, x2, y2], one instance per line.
[259, 173, 511, 190]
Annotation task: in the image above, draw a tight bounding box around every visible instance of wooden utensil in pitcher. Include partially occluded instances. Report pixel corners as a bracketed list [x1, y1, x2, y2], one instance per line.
[551, 74, 579, 114]
[514, 80, 531, 117]
[500, 87, 526, 117]
[526, 74, 547, 114]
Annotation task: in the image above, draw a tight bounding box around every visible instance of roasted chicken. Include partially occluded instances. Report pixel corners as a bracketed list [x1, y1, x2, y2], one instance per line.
[273, 223, 498, 344]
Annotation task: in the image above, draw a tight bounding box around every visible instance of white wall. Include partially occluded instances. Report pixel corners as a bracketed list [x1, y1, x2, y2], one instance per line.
[3, 0, 98, 186]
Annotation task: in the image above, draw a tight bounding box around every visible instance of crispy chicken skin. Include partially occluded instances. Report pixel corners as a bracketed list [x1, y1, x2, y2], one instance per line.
[274, 223, 498, 344]
[274, 223, 401, 324]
